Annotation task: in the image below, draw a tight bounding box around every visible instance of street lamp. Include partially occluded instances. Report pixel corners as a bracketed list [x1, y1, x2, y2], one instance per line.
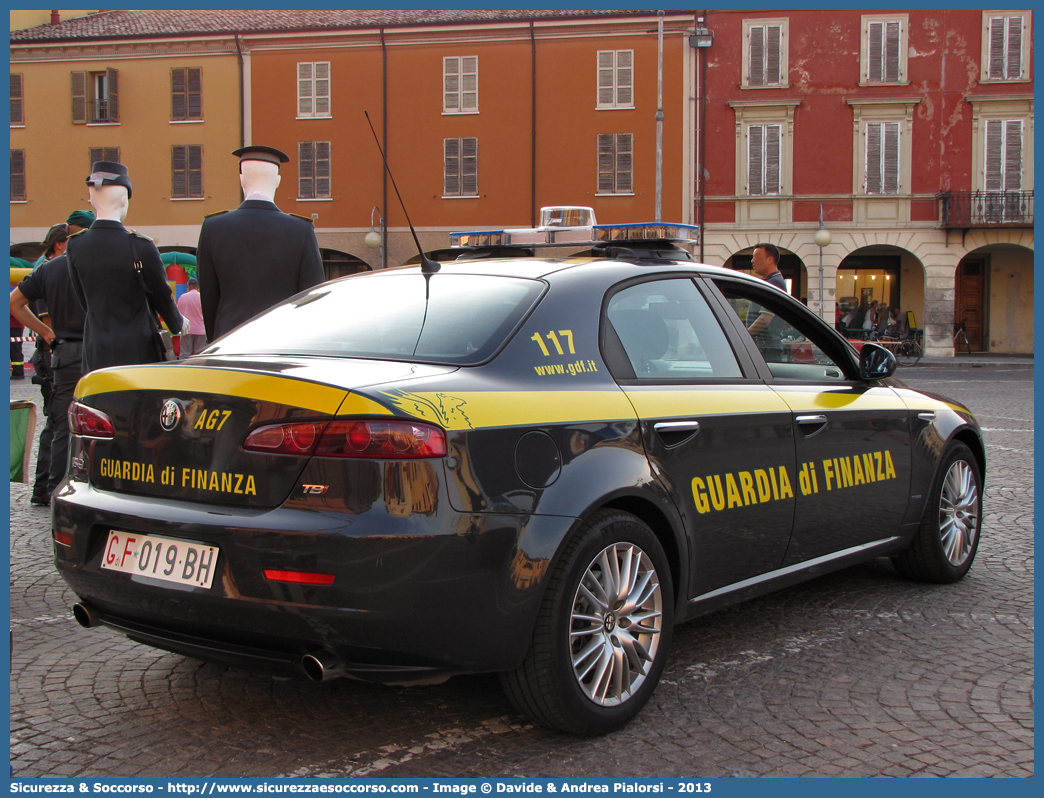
[365, 206, 385, 269]
[688, 16, 714, 262]
[814, 203, 832, 319]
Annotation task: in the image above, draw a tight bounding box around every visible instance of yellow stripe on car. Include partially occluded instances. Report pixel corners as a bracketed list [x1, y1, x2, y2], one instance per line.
[622, 385, 791, 417]
[770, 386, 908, 412]
[74, 366, 366, 416]
[379, 389, 637, 430]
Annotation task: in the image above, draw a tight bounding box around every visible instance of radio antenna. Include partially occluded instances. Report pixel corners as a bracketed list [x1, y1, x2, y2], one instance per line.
[364, 110, 440, 274]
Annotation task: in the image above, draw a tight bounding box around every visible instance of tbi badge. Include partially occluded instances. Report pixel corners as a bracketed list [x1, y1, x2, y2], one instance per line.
[159, 400, 183, 431]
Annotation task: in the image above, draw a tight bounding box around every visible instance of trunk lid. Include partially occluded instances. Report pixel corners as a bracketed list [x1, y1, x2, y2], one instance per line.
[74, 356, 455, 509]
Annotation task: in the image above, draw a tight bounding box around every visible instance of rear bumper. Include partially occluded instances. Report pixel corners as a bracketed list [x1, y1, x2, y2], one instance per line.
[52, 479, 571, 680]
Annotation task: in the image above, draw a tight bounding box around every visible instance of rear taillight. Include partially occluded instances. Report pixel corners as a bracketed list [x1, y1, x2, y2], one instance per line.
[68, 401, 115, 438]
[243, 419, 447, 459]
[242, 422, 327, 454]
[319, 420, 448, 458]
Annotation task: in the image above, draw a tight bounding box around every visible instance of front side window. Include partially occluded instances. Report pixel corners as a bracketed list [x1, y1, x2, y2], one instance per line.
[171, 145, 202, 198]
[297, 62, 331, 118]
[443, 56, 478, 113]
[72, 68, 119, 124]
[597, 133, 633, 194]
[716, 280, 849, 381]
[865, 122, 900, 194]
[606, 279, 741, 380]
[444, 137, 478, 197]
[11, 74, 23, 125]
[298, 141, 331, 199]
[597, 50, 633, 108]
[747, 124, 781, 196]
[208, 274, 545, 366]
[171, 67, 202, 120]
[11, 149, 26, 201]
[89, 147, 120, 170]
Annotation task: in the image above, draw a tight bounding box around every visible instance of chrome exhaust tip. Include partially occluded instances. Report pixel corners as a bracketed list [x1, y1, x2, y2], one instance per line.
[301, 650, 346, 682]
[72, 602, 101, 628]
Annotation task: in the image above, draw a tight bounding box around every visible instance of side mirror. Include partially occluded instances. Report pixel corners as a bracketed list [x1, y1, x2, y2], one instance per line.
[859, 343, 897, 380]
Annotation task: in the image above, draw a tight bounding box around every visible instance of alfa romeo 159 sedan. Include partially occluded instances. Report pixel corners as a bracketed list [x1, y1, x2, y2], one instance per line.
[53, 214, 983, 735]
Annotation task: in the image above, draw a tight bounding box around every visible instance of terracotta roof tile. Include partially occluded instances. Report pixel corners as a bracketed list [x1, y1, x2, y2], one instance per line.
[11, 9, 659, 42]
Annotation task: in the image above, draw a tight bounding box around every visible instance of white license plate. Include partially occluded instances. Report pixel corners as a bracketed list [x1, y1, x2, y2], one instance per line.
[100, 530, 218, 589]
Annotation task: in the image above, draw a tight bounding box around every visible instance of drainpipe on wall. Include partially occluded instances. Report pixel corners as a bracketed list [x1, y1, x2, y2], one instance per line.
[381, 27, 388, 270]
[698, 10, 708, 263]
[655, 11, 664, 222]
[234, 34, 245, 150]
[531, 21, 537, 227]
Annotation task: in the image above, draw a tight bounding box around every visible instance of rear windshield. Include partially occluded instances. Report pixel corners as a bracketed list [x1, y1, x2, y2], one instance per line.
[206, 273, 545, 365]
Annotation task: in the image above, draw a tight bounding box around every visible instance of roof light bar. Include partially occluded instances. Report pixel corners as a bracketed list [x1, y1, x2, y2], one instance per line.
[449, 207, 700, 249]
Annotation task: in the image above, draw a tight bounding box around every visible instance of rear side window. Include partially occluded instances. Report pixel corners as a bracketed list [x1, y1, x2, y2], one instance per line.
[209, 274, 544, 365]
[605, 278, 742, 380]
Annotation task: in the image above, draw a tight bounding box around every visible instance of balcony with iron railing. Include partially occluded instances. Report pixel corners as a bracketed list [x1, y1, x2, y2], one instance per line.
[937, 190, 1034, 228]
[91, 98, 110, 123]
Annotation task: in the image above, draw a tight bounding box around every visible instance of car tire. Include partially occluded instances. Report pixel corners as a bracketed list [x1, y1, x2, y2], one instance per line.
[892, 441, 982, 583]
[500, 509, 673, 735]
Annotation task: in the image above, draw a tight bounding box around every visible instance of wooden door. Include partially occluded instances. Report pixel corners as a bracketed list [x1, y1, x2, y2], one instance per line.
[955, 259, 986, 351]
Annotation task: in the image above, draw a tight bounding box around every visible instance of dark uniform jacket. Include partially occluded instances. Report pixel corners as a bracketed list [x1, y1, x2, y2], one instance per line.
[67, 219, 182, 373]
[17, 254, 87, 343]
[195, 198, 325, 340]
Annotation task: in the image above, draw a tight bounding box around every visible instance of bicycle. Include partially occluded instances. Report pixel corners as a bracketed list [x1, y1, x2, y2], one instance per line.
[953, 317, 972, 355]
[893, 337, 922, 367]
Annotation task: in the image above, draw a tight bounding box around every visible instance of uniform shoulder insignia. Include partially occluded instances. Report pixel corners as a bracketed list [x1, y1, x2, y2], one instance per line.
[67, 228, 88, 237]
[204, 209, 230, 219]
[287, 212, 315, 224]
[130, 229, 154, 242]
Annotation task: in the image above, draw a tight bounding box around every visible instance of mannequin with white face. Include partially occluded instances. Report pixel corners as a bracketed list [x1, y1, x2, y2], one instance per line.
[88, 184, 129, 223]
[240, 160, 281, 202]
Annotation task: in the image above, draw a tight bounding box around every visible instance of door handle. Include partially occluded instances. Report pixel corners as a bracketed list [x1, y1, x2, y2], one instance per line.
[652, 420, 700, 448]
[917, 412, 936, 421]
[653, 421, 701, 433]
[795, 414, 828, 437]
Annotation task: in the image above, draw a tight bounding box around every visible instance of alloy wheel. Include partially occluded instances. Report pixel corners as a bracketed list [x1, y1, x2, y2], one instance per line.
[569, 542, 664, 706]
[939, 459, 980, 566]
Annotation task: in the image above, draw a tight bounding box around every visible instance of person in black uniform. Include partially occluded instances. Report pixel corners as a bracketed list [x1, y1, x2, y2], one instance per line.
[67, 161, 182, 373]
[10, 225, 88, 504]
[195, 145, 325, 341]
[27, 224, 68, 503]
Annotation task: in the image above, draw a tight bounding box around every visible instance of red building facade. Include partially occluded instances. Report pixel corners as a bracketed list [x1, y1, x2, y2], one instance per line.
[11, 10, 1033, 354]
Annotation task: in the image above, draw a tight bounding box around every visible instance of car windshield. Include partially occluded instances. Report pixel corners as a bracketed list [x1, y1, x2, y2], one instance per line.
[206, 272, 545, 365]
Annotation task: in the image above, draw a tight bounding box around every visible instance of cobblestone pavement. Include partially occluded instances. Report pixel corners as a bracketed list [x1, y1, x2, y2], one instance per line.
[9, 364, 1033, 778]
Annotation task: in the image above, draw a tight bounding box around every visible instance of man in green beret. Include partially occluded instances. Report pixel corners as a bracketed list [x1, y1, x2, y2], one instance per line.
[65, 209, 96, 233]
